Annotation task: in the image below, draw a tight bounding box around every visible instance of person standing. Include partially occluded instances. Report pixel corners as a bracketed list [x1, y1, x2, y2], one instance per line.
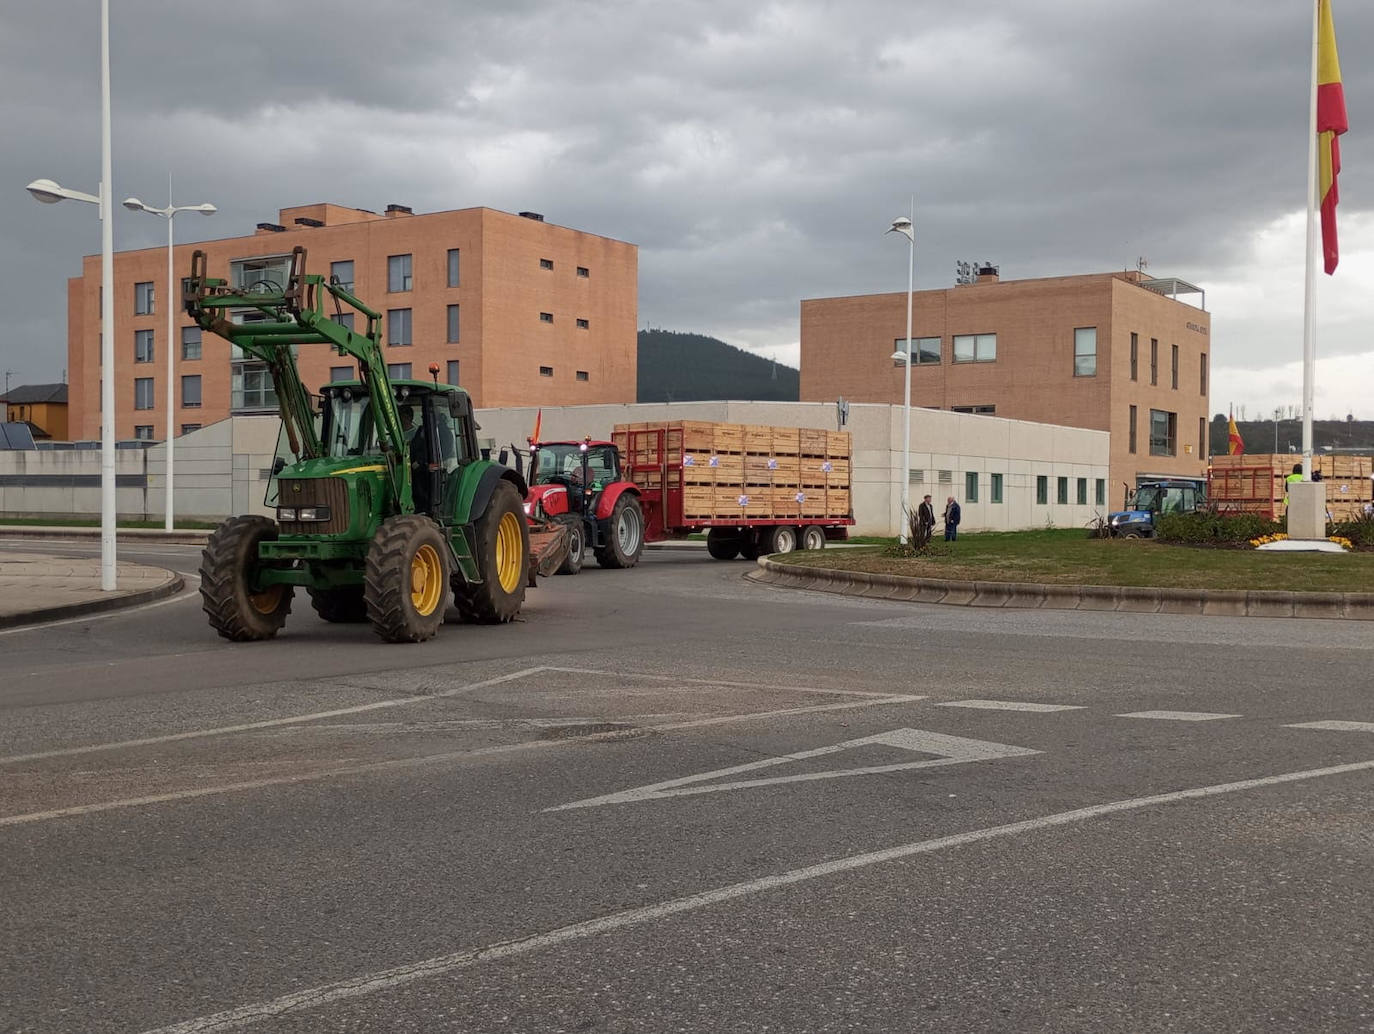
[917, 494, 936, 538]
[944, 496, 962, 541]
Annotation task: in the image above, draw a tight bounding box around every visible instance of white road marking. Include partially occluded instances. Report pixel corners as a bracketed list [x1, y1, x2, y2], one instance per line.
[547, 728, 1039, 811]
[1285, 720, 1374, 733]
[0, 574, 200, 637]
[937, 699, 1085, 713]
[136, 755, 1374, 1034]
[1115, 710, 1241, 722]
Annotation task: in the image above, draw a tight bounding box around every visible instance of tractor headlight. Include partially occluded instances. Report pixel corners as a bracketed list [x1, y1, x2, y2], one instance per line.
[522, 502, 533, 515]
[297, 506, 331, 522]
[277, 507, 297, 522]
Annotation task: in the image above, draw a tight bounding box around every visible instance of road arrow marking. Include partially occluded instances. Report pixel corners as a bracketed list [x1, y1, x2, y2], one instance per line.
[545, 728, 1040, 811]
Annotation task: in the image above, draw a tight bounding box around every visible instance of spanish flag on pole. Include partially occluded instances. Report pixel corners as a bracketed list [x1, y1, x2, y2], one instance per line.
[1318, 0, 1348, 275]
[1227, 411, 1245, 455]
[530, 408, 542, 444]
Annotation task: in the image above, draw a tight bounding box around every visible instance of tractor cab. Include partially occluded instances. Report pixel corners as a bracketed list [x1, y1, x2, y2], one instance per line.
[523, 439, 645, 574]
[1108, 479, 1205, 538]
[527, 440, 622, 516]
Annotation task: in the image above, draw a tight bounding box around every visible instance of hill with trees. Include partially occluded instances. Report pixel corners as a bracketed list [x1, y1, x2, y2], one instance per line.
[1208, 414, 1374, 456]
[637, 329, 799, 403]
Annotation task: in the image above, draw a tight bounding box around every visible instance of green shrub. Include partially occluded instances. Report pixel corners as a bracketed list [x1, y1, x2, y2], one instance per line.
[1331, 511, 1374, 547]
[1156, 510, 1282, 544]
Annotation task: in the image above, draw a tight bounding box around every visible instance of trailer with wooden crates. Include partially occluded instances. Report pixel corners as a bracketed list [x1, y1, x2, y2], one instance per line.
[613, 420, 855, 559]
[1209, 453, 1373, 520]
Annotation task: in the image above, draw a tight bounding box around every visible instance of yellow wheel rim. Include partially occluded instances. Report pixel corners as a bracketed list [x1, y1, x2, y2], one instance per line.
[248, 584, 286, 615]
[410, 543, 444, 616]
[496, 511, 523, 594]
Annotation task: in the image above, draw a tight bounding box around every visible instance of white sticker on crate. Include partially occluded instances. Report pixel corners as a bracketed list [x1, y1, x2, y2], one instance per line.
[738, 494, 750, 507]
[683, 455, 695, 466]
[709, 455, 720, 467]
[822, 461, 833, 473]
[767, 458, 778, 470]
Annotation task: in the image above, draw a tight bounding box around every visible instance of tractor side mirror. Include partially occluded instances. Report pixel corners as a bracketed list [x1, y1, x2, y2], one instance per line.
[271, 457, 287, 475]
[498, 449, 510, 467]
[449, 394, 462, 418]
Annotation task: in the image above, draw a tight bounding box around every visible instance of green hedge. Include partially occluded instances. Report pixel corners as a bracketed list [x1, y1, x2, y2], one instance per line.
[1156, 511, 1283, 544]
[1331, 513, 1374, 547]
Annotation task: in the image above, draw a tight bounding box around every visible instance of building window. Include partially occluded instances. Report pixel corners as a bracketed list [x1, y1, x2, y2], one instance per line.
[990, 473, 1004, 504]
[539, 258, 554, 270]
[938, 470, 952, 484]
[447, 249, 460, 288]
[447, 304, 461, 343]
[1199, 417, 1207, 459]
[951, 405, 996, 415]
[231, 364, 278, 412]
[539, 366, 554, 377]
[953, 333, 997, 363]
[134, 377, 155, 410]
[387, 308, 412, 346]
[181, 375, 202, 409]
[1130, 333, 1138, 381]
[1057, 477, 1069, 505]
[908, 469, 924, 485]
[134, 425, 154, 440]
[540, 312, 554, 324]
[576, 318, 590, 330]
[896, 336, 941, 365]
[387, 254, 413, 292]
[387, 362, 412, 380]
[965, 471, 979, 503]
[1171, 344, 1179, 389]
[135, 329, 155, 363]
[1149, 408, 1177, 456]
[1036, 476, 1048, 505]
[330, 260, 354, 292]
[232, 255, 290, 291]
[181, 326, 201, 360]
[1200, 353, 1208, 395]
[1150, 338, 1159, 385]
[446, 360, 460, 386]
[1073, 327, 1097, 376]
[181, 424, 201, 436]
[1076, 477, 1088, 505]
[576, 265, 589, 278]
[1095, 479, 1106, 506]
[134, 281, 155, 315]
[1128, 405, 1138, 454]
[576, 370, 589, 382]
[332, 312, 355, 332]
[330, 366, 353, 382]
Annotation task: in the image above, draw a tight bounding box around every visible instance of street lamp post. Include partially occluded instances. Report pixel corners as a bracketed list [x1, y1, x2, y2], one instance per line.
[24, 0, 116, 590]
[123, 180, 216, 530]
[887, 201, 915, 544]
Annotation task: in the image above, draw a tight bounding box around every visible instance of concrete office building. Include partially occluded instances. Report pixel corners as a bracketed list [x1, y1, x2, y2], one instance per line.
[800, 268, 1210, 507]
[64, 203, 638, 442]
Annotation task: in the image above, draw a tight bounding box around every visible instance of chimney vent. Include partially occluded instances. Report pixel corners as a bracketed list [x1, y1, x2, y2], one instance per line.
[518, 211, 545, 222]
[293, 217, 324, 228]
[385, 204, 413, 216]
[256, 222, 286, 233]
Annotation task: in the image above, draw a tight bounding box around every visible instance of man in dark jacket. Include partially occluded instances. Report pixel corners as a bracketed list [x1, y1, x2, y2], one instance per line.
[944, 496, 962, 541]
[917, 494, 936, 537]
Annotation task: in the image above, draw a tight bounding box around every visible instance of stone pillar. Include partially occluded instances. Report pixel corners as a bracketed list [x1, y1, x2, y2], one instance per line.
[1287, 481, 1328, 541]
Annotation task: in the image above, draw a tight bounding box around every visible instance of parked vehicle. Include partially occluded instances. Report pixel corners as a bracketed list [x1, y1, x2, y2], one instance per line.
[1107, 479, 1205, 538]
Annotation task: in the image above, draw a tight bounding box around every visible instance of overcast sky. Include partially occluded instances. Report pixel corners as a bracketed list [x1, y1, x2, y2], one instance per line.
[2, 0, 1369, 419]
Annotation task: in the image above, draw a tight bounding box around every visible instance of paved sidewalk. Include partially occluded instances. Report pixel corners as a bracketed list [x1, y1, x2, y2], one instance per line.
[0, 552, 185, 629]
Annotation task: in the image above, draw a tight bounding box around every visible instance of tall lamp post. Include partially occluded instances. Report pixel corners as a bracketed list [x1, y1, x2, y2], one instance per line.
[123, 181, 216, 530]
[887, 201, 915, 544]
[24, 0, 116, 590]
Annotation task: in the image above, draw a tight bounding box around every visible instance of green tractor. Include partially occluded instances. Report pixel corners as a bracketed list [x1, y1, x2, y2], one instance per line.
[184, 246, 567, 643]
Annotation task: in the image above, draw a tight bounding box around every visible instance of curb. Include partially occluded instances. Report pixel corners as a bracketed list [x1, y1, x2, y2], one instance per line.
[0, 527, 210, 546]
[748, 557, 1374, 620]
[0, 571, 186, 630]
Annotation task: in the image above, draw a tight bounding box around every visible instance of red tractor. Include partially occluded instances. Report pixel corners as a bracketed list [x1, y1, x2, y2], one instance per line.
[523, 439, 645, 574]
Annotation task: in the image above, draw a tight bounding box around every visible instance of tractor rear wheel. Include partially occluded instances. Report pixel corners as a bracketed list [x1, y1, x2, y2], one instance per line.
[595, 494, 645, 569]
[454, 480, 529, 623]
[307, 585, 368, 623]
[364, 515, 450, 643]
[556, 515, 585, 575]
[199, 514, 294, 641]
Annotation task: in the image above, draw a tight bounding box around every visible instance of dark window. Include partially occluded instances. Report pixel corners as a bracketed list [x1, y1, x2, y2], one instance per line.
[387, 362, 412, 380]
[181, 423, 201, 436]
[951, 404, 997, 415]
[1074, 327, 1097, 376]
[447, 249, 460, 288]
[135, 329, 154, 363]
[387, 254, 412, 292]
[231, 255, 290, 291]
[387, 308, 412, 346]
[446, 360, 460, 386]
[896, 336, 941, 365]
[330, 260, 354, 291]
[134, 424, 154, 440]
[965, 471, 979, 503]
[1036, 476, 1048, 505]
[576, 318, 589, 329]
[1129, 405, 1138, 454]
[539, 312, 553, 324]
[990, 473, 1004, 504]
[1199, 417, 1207, 460]
[1150, 338, 1159, 385]
[134, 377, 155, 410]
[576, 370, 589, 382]
[330, 366, 353, 382]
[953, 333, 997, 362]
[1171, 344, 1179, 389]
[1149, 408, 1177, 457]
[134, 281, 155, 315]
[539, 366, 554, 377]
[1130, 333, 1138, 381]
[447, 304, 460, 343]
[1057, 477, 1069, 505]
[576, 266, 589, 278]
[181, 326, 201, 360]
[181, 375, 201, 408]
[1076, 477, 1087, 505]
[1095, 478, 1106, 506]
[332, 312, 355, 332]
[231, 365, 277, 411]
[1199, 353, 1208, 395]
[539, 258, 554, 270]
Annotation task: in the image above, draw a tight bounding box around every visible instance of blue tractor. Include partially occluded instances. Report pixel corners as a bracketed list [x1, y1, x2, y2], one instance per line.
[1107, 479, 1205, 538]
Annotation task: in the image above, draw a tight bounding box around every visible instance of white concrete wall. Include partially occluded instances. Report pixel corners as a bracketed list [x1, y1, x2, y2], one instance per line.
[0, 449, 151, 519]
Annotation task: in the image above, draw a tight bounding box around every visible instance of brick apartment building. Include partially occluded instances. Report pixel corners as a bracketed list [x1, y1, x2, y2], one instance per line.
[65, 203, 638, 441]
[800, 269, 1210, 505]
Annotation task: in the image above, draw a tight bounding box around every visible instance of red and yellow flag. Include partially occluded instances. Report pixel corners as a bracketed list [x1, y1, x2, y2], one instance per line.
[530, 408, 542, 444]
[1227, 412, 1245, 455]
[1318, 0, 1348, 275]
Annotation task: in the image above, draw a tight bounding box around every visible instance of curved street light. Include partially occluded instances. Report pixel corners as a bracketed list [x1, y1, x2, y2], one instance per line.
[887, 203, 915, 544]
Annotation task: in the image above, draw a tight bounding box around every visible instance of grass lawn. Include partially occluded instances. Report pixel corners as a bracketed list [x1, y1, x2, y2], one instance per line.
[0, 517, 218, 530]
[776, 528, 1374, 593]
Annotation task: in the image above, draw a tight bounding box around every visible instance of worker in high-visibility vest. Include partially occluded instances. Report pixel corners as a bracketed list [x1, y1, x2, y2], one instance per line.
[1283, 464, 1303, 510]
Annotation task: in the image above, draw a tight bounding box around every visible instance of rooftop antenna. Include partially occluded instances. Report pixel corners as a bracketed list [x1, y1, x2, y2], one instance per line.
[3, 370, 12, 395]
[1136, 256, 1149, 273]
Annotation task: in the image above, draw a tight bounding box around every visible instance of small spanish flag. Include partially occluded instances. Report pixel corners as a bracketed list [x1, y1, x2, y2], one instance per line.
[1227, 411, 1245, 456]
[1318, 0, 1348, 275]
[530, 408, 543, 444]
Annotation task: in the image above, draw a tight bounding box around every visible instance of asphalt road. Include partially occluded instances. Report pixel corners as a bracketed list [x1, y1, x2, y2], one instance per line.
[2, 538, 1372, 1033]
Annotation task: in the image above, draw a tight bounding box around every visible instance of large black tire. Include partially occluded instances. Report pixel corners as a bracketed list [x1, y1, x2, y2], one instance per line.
[706, 528, 742, 561]
[307, 585, 368, 623]
[800, 525, 827, 551]
[595, 494, 645, 569]
[763, 525, 798, 555]
[364, 515, 450, 643]
[454, 480, 529, 623]
[740, 534, 764, 562]
[556, 515, 585, 575]
[200, 515, 294, 641]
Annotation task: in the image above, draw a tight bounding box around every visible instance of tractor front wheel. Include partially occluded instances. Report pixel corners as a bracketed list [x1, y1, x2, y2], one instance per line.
[556, 515, 585, 575]
[454, 480, 530, 623]
[307, 585, 368, 623]
[199, 515, 294, 641]
[365, 515, 450, 643]
[596, 494, 645, 569]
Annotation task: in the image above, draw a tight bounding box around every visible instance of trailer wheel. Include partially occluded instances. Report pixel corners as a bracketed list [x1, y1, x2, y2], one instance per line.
[764, 525, 798, 555]
[365, 515, 450, 643]
[595, 494, 644, 569]
[556, 515, 584, 575]
[200, 515, 294, 641]
[307, 585, 368, 623]
[740, 534, 763, 561]
[706, 528, 742, 561]
[800, 526, 827, 551]
[454, 480, 529, 622]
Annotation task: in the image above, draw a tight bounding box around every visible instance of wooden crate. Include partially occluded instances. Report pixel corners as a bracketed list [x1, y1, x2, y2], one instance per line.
[826, 431, 851, 457]
[770, 428, 801, 456]
[800, 428, 829, 456]
[743, 425, 773, 453]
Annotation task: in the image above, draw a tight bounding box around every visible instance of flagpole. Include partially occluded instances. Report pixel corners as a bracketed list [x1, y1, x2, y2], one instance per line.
[1300, 0, 1320, 480]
